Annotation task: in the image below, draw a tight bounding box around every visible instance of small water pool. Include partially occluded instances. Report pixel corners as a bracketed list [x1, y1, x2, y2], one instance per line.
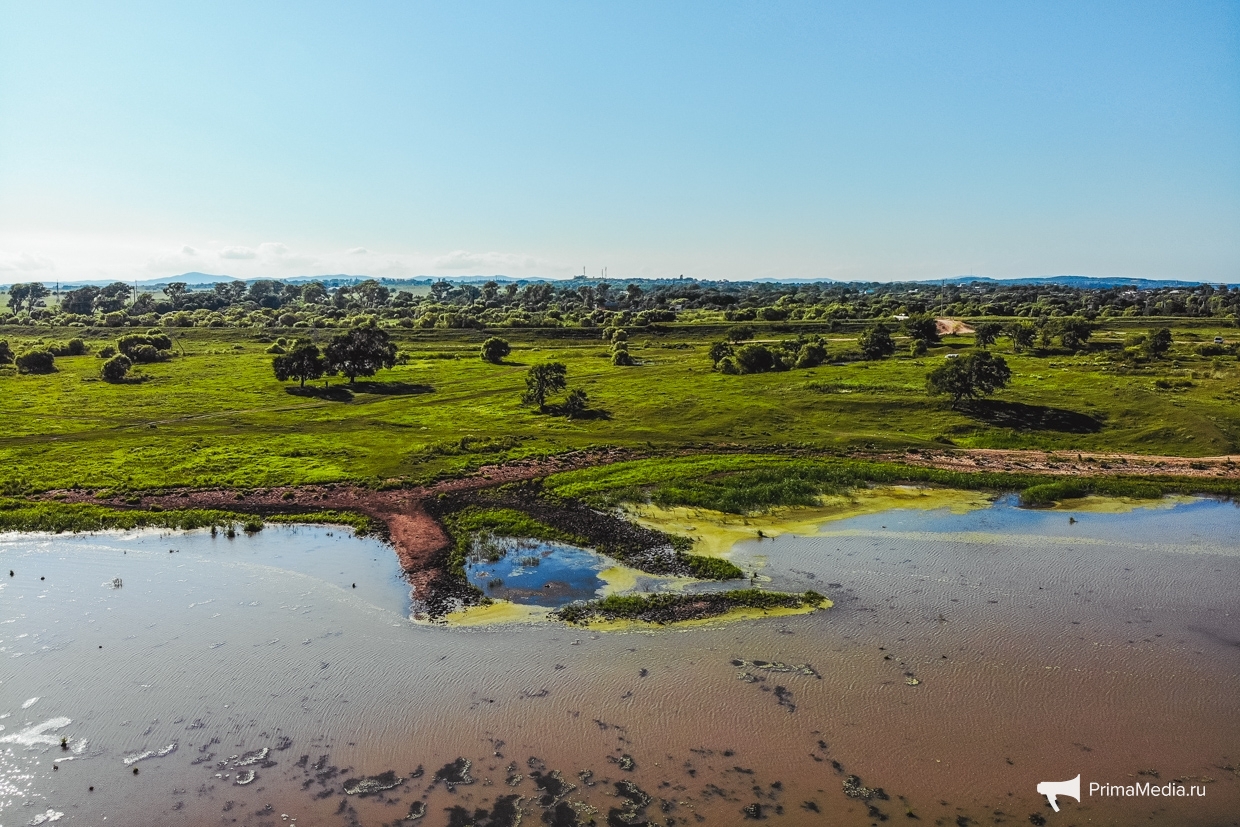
[463, 537, 613, 607]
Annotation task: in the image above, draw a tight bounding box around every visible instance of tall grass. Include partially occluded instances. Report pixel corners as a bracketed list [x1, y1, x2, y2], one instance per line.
[0, 499, 376, 534]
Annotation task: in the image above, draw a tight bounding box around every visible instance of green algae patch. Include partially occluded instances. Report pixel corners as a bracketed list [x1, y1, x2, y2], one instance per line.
[625, 486, 994, 558]
[441, 600, 552, 627]
[1049, 494, 1199, 513]
[555, 589, 829, 626]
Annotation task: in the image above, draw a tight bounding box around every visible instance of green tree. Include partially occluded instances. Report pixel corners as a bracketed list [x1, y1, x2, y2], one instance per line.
[0, 340, 12, 364]
[324, 323, 397, 383]
[522, 362, 567, 411]
[926, 352, 1012, 406]
[1056, 317, 1094, 351]
[974, 322, 1002, 350]
[480, 337, 511, 364]
[726, 324, 755, 342]
[6, 283, 50, 314]
[563, 388, 589, 418]
[61, 286, 100, 315]
[734, 343, 776, 374]
[708, 341, 733, 366]
[903, 314, 940, 344]
[794, 341, 827, 368]
[100, 354, 132, 382]
[1007, 322, 1035, 352]
[1143, 327, 1172, 359]
[94, 282, 133, 314]
[273, 340, 326, 388]
[612, 349, 636, 366]
[858, 323, 896, 360]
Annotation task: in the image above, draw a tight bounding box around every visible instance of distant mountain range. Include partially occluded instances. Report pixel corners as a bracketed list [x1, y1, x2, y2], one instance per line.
[3, 272, 1233, 290]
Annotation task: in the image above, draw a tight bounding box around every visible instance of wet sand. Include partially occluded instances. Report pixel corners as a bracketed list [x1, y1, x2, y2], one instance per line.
[1, 497, 1237, 826]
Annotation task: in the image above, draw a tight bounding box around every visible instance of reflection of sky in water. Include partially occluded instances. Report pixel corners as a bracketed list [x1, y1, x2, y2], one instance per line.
[465, 539, 609, 607]
[817, 494, 1238, 549]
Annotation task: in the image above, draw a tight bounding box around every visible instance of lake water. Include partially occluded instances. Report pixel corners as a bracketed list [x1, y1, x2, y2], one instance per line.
[2, 497, 1238, 826]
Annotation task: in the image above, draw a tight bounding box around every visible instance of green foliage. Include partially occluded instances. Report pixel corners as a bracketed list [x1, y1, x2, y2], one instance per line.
[1143, 327, 1172, 358]
[272, 339, 325, 387]
[858, 323, 896, 360]
[442, 506, 582, 576]
[1019, 481, 1087, 506]
[726, 325, 755, 342]
[100, 354, 133, 382]
[15, 349, 55, 374]
[480, 336, 511, 364]
[684, 554, 744, 579]
[522, 362, 568, 411]
[925, 352, 1012, 405]
[974, 322, 1002, 349]
[734, 343, 781, 374]
[902, 314, 940, 344]
[0, 340, 12, 365]
[612, 349, 636, 366]
[563, 388, 589, 417]
[1007, 322, 1036, 352]
[325, 322, 397, 382]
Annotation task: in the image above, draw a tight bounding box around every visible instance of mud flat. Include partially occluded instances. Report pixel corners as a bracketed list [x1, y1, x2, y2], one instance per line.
[2, 496, 1238, 826]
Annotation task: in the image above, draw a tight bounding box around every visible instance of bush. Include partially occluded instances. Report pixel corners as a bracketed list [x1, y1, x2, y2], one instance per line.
[612, 349, 636, 366]
[15, 349, 55, 374]
[127, 344, 162, 364]
[480, 337, 511, 364]
[685, 555, 744, 580]
[734, 344, 778, 374]
[1021, 481, 1086, 506]
[117, 333, 171, 362]
[795, 341, 827, 368]
[100, 354, 133, 382]
[97, 345, 117, 358]
[266, 343, 286, 354]
[47, 338, 88, 357]
[717, 356, 739, 375]
[726, 324, 754, 342]
[0, 340, 12, 365]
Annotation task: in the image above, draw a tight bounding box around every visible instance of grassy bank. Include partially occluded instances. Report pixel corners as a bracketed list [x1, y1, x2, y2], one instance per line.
[543, 454, 1240, 511]
[0, 498, 375, 535]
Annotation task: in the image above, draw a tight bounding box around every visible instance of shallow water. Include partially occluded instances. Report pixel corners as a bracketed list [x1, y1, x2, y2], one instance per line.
[2, 498, 1238, 826]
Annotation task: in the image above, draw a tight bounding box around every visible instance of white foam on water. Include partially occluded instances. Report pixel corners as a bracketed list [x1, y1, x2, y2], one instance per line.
[21, 697, 38, 708]
[29, 808, 64, 825]
[0, 717, 71, 748]
[122, 742, 177, 766]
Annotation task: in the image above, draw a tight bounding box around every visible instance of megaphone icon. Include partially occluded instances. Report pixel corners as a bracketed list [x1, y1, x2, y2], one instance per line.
[1036, 775, 1081, 812]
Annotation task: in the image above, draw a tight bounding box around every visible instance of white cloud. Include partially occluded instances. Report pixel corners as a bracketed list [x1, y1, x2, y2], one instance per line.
[0, 251, 56, 273]
[347, 247, 369, 255]
[219, 246, 257, 260]
[181, 246, 199, 256]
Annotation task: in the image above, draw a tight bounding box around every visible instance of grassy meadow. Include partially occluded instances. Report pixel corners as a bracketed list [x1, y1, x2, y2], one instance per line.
[0, 321, 1237, 492]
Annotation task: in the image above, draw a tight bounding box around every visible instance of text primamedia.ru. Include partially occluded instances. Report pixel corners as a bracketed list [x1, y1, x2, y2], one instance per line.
[1091, 781, 1205, 799]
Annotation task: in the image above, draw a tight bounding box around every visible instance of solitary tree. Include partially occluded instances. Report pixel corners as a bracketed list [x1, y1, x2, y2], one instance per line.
[1055, 317, 1094, 352]
[973, 322, 1002, 350]
[926, 352, 1012, 406]
[273, 340, 326, 388]
[858, 323, 896, 360]
[324, 323, 397, 383]
[903, 314, 940, 345]
[522, 362, 567, 412]
[480, 337, 511, 364]
[563, 388, 589, 418]
[1007, 322, 1036, 352]
[1143, 327, 1173, 359]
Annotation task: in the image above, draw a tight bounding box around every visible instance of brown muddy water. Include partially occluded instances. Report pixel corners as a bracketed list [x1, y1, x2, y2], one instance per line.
[1, 497, 1238, 827]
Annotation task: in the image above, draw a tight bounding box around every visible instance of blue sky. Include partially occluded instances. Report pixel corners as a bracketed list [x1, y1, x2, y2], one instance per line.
[1, 1, 1236, 283]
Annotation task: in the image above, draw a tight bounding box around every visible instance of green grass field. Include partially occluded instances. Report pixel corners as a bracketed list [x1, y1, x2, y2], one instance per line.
[0, 322, 1236, 492]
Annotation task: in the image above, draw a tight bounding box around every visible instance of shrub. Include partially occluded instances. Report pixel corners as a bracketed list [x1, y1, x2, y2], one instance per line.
[127, 344, 162, 364]
[480, 336, 511, 364]
[1021, 481, 1086, 506]
[795, 341, 827, 368]
[717, 356, 739, 375]
[15, 349, 55, 374]
[97, 345, 117, 358]
[734, 344, 776, 374]
[0, 340, 11, 365]
[612, 349, 636, 366]
[100, 354, 133, 382]
[266, 343, 286, 354]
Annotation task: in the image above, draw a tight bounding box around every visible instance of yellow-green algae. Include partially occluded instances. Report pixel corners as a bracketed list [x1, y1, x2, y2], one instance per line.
[625, 485, 994, 558]
[442, 601, 551, 626]
[1049, 494, 1198, 513]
